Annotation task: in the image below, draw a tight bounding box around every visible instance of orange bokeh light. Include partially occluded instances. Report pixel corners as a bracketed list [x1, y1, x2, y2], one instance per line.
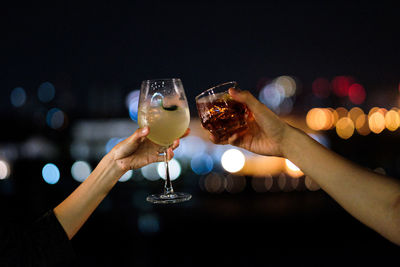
[369, 112, 385, 134]
[336, 117, 354, 139]
[355, 114, 370, 136]
[385, 109, 400, 131]
[348, 107, 364, 123]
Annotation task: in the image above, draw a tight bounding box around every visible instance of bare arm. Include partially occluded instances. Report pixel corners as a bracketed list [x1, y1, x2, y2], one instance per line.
[210, 88, 400, 245]
[53, 127, 188, 239]
[283, 126, 400, 245]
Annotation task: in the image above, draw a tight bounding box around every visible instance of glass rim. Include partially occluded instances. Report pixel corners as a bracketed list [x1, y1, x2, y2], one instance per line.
[142, 78, 181, 84]
[195, 81, 237, 100]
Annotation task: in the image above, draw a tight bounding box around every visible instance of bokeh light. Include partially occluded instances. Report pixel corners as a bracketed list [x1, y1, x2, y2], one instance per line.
[42, 163, 60, 184]
[174, 136, 207, 159]
[105, 137, 125, 153]
[38, 82, 56, 103]
[251, 177, 269, 193]
[312, 77, 331, 98]
[259, 75, 297, 114]
[190, 153, 213, 175]
[10, 87, 27, 107]
[369, 111, 385, 134]
[71, 161, 92, 182]
[306, 108, 334, 131]
[336, 117, 354, 139]
[221, 149, 245, 173]
[285, 159, 303, 178]
[309, 133, 330, 148]
[204, 172, 226, 193]
[348, 107, 364, 123]
[348, 83, 366, 104]
[305, 176, 321, 191]
[225, 174, 246, 193]
[140, 163, 160, 181]
[264, 175, 274, 191]
[275, 75, 297, 97]
[46, 108, 65, 129]
[259, 82, 284, 110]
[368, 107, 380, 118]
[285, 159, 300, 171]
[385, 110, 400, 131]
[355, 114, 371, 136]
[138, 213, 160, 234]
[157, 158, 181, 181]
[119, 170, 133, 182]
[0, 160, 11, 180]
[335, 107, 348, 119]
[331, 76, 354, 97]
[126, 90, 140, 122]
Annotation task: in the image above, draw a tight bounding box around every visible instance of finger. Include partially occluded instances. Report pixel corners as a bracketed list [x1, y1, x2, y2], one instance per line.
[167, 148, 174, 160]
[181, 128, 191, 138]
[228, 88, 267, 114]
[228, 133, 239, 145]
[171, 139, 180, 150]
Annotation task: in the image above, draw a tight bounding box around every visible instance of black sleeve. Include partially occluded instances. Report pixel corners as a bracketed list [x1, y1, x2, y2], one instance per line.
[0, 210, 76, 267]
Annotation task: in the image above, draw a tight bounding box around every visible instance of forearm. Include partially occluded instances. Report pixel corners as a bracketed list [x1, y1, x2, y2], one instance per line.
[53, 154, 125, 240]
[282, 125, 400, 244]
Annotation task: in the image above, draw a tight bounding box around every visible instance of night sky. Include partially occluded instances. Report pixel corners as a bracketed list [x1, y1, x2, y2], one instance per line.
[2, 1, 399, 118]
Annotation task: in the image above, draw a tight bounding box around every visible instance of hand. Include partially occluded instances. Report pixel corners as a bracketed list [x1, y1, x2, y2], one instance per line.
[110, 127, 190, 172]
[209, 88, 289, 157]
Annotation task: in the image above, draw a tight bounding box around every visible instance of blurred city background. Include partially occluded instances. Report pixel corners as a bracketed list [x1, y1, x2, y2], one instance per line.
[1, 1, 399, 266]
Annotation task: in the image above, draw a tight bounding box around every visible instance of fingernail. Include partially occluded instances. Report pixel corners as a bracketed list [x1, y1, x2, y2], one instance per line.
[141, 127, 148, 134]
[229, 87, 237, 94]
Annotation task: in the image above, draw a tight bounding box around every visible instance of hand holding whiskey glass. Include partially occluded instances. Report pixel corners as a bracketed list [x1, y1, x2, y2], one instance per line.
[196, 81, 249, 142]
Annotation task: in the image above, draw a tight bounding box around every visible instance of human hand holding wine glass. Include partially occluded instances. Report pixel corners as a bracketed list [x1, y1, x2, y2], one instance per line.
[138, 78, 192, 204]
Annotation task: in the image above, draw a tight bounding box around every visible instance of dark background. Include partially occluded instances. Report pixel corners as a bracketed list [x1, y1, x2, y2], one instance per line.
[1, 0, 399, 266]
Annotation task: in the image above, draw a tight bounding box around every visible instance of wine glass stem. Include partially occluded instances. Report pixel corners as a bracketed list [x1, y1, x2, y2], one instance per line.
[163, 149, 174, 195]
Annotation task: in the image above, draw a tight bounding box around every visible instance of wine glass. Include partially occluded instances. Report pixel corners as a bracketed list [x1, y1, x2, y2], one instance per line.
[138, 78, 192, 204]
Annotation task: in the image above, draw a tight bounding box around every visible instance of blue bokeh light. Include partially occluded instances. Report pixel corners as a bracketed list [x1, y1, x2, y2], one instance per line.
[38, 82, 55, 103]
[174, 136, 207, 159]
[190, 153, 213, 175]
[46, 108, 65, 129]
[10, 87, 27, 107]
[42, 163, 60, 184]
[126, 90, 140, 122]
[105, 137, 125, 154]
[138, 213, 160, 234]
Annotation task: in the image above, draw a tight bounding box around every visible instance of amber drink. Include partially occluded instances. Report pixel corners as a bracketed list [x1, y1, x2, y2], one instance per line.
[196, 81, 248, 141]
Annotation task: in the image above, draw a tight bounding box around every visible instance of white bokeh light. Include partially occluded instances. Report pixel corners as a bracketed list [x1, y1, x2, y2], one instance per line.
[71, 161, 92, 182]
[0, 160, 10, 180]
[285, 159, 300, 171]
[141, 163, 160, 181]
[221, 149, 245, 173]
[157, 158, 181, 181]
[119, 170, 133, 182]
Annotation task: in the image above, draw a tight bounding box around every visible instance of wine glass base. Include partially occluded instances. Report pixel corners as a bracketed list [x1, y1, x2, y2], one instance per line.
[146, 192, 192, 204]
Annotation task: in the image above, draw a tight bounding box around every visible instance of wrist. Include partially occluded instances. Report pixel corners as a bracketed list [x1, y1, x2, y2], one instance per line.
[280, 124, 304, 159]
[99, 153, 126, 182]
